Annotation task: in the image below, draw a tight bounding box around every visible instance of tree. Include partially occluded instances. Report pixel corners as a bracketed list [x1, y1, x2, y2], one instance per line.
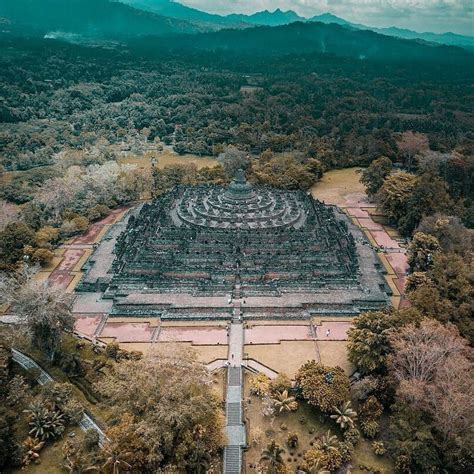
[330, 401, 357, 430]
[217, 145, 250, 178]
[0, 221, 35, 265]
[259, 440, 286, 473]
[303, 431, 343, 472]
[271, 390, 298, 414]
[360, 156, 392, 197]
[0, 271, 74, 360]
[94, 350, 225, 471]
[397, 131, 429, 171]
[401, 173, 454, 234]
[408, 253, 474, 344]
[417, 214, 473, 257]
[407, 232, 441, 272]
[347, 311, 395, 374]
[376, 172, 418, 233]
[295, 361, 350, 412]
[25, 400, 65, 440]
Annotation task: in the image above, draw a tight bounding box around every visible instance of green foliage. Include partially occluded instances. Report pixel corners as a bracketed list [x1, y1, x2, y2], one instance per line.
[372, 441, 386, 456]
[249, 373, 271, 397]
[83, 429, 100, 451]
[330, 401, 357, 430]
[343, 427, 361, 445]
[407, 232, 441, 272]
[25, 400, 65, 440]
[389, 402, 440, 473]
[259, 440, 286, 472]
[347, 311, 395, 374]
[295, 361, 350, 412]
[0, 407, 18, 469]
[0, 221, 35, 265]
[360, 419, 380, 439]
[253, 154, 323, 190]
[303, 431, 344, 472]
[360, 156, 392, 197]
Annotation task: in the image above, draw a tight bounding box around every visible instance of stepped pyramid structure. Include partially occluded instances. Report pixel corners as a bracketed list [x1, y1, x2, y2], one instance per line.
[78, 170, 389, 320]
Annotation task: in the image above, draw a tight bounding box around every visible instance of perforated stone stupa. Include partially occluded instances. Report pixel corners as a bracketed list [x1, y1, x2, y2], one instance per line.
[78, 172, 389, 320]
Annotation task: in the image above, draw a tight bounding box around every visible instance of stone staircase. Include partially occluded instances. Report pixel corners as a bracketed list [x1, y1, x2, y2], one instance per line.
[223, 326, 245, 473]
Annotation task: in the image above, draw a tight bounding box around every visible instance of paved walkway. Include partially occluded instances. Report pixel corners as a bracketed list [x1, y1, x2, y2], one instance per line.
[223, 297, 246, 473]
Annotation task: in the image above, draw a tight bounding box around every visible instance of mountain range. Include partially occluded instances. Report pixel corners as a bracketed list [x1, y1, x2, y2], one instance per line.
[119, 1, 474, 49]
[0, 0, 472, 64]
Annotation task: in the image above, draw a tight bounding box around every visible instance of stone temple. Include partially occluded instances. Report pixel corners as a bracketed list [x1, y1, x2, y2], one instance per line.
[78, 171, 389, 320]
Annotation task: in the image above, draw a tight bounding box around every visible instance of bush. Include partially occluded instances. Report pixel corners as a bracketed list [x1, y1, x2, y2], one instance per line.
[269, 373, 292, 395]
[295, 361, 350, 412]
[61, 398, 84, 425]
[361, 420, 380, 438]
[286, 432, 298, 448]
[249, 373, 271, 397]
[343, 427, 361, 445]
[104, 341, 120, 361]
[339, 441, 354, 464]
[372, 441, 386, 456]
[83, 428, 100, 451]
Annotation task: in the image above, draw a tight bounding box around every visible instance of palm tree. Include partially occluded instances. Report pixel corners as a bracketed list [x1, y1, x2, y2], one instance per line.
[272, 390, 298, 414]
[319, 430, 339, 451]
[24, 402, 65, 440]
[101, 444, 132, 474]
[260, 440, 285, 473]
[330, 401, 358, 429]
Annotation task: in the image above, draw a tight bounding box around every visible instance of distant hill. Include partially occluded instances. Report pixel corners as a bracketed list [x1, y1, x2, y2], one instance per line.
[0, 0, 201, 38]
[309, 12, 474, 50]
[164, 21, 472, 66]
[118, 2, 474, 50]
[118, 0, 248, 30]
[226, 8, 303, 26]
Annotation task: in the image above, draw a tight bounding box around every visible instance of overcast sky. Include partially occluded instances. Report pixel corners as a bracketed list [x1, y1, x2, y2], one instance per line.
[179, 0, 473, 35]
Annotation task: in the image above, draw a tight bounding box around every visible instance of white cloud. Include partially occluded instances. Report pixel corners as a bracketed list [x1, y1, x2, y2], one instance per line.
[179, 0, 474, 35]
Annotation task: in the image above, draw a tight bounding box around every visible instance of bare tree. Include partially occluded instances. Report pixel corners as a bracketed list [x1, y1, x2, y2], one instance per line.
[0, 269, 74, 360]
[397, 131, 429, 171]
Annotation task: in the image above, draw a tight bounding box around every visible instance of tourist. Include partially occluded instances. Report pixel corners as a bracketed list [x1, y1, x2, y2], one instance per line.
[326, 328, 331, 337]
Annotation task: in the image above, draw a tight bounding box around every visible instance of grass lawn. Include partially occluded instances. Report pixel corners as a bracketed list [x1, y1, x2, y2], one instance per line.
[243, 373, 393, 473]
[311, 167, 368, 207]
[118, 150, 218, 170]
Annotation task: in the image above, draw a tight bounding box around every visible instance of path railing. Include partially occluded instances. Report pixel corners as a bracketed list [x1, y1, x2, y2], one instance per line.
[11, 348, 106, 445]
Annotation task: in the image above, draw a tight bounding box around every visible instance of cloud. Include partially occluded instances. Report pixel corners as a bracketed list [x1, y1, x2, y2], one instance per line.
[179, 0, 474, 35]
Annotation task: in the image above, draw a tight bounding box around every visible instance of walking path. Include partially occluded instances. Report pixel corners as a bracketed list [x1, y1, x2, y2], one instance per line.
[11, 348, 106, 445]
[223, 294, 246, 474]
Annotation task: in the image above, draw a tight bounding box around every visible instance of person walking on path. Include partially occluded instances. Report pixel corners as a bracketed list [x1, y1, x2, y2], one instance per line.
[326, 328, 331, 337]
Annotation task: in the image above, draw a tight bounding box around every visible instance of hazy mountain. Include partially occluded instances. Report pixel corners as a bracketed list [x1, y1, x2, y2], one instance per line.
[0, 0, 201, 38]
[226, 8, 304, 26]
[164, 21, 472, 66]
[308, 12, 474, 50]
[118, 0, 248, 30]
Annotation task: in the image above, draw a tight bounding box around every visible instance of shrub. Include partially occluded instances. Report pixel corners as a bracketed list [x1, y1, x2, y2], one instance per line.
[61, 398, 84, 425]
[343, 427, 361, 445]
[287, 432, 298, 448]
[83, 428, 100, 451]
[361, 420, 380, 438]
[295, 361, 350, 412]
[269, 373, 292, 395]
[249, 373, 271, 397]
[372, 441, 386, 456]
[339, 441, 354, 464]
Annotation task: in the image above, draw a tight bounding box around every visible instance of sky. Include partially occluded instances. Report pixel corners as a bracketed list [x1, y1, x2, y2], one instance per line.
[179, 0, 474, 36]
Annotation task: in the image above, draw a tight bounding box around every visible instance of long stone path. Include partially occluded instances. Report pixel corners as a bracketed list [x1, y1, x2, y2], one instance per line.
[223, 291, 246, 473]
